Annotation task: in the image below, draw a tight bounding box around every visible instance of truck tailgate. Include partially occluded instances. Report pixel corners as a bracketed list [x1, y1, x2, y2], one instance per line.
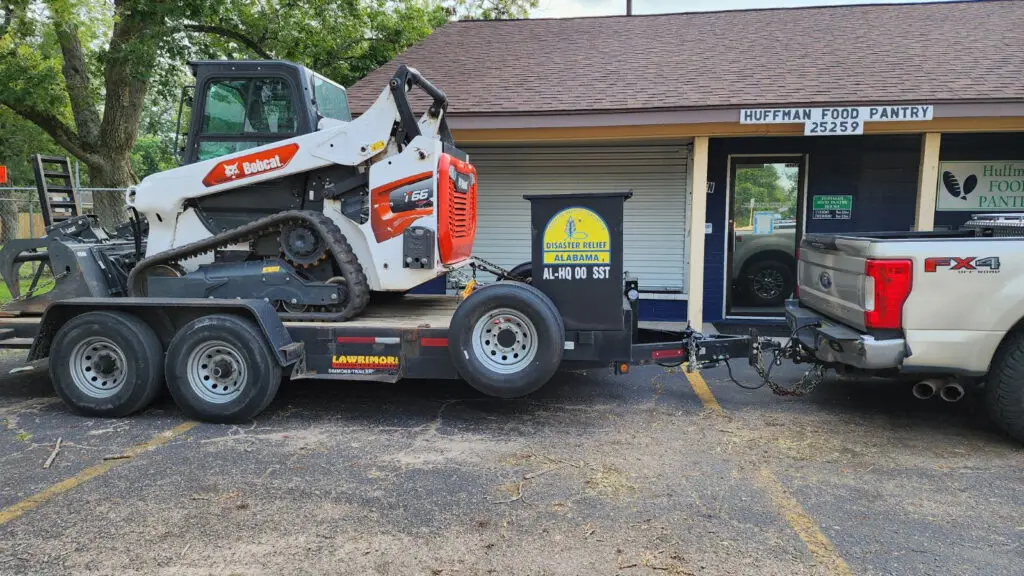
[798, 236, 871, 331]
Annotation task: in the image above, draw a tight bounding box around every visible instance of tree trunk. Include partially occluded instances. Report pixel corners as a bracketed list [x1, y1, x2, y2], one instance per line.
[85, 153, 136, 229]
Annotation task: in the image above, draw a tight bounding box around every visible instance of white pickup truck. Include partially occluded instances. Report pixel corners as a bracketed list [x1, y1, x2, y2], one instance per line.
[785, 217, 1024, 442]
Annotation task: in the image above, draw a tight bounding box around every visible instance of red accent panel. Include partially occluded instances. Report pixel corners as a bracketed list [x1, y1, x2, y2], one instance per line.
[336, 336, 376, 344]
[651, 349, 685, 360]
[370, 171, 434, 242]
[202, 143, 299, 187]
[420, 337, 449, 347]
[436, 153, 477, 264]
[0, 165, 7, 185]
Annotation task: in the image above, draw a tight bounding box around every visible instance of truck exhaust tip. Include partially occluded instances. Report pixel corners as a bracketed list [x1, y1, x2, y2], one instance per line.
[912, 379, 939, 400]
[939, 382, 965, 403]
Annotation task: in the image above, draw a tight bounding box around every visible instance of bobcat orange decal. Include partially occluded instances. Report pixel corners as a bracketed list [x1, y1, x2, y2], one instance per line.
[202, 143, 300, 187]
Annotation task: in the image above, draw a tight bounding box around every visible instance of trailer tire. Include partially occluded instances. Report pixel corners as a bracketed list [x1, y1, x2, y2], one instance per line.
[49, 311, 164, 418]
[164, 314, 281, 423]
[449, 282, 564, 398]
[986, 331, 1024, 443]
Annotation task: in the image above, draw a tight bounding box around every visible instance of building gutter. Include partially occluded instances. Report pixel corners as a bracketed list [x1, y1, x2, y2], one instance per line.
[446, 101, 1024, 131]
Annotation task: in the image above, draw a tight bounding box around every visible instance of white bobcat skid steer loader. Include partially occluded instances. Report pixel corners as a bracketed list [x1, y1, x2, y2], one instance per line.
[0, 61, 478, 322]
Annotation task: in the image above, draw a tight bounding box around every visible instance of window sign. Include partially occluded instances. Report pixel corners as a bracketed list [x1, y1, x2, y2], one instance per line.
[752, 212, 776, 234]
[811, 195, 853, 219]
[937, 161, 1024, 211]
[740, 105, 933, 136]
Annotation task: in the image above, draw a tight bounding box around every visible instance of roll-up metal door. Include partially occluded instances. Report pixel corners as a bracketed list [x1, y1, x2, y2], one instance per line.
[465, 144, 690, 292]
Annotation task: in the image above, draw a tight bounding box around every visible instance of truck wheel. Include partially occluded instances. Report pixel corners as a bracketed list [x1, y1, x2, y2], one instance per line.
[741, 259, 794, 306]
[449, 282, 564, 398]
[49, 311, 164, 418]
[164, 314, 281, 423]
[986, 332, 1024, 443]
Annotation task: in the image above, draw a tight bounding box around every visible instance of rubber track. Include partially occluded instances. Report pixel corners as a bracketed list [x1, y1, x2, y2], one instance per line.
[127, 210, 370, 321]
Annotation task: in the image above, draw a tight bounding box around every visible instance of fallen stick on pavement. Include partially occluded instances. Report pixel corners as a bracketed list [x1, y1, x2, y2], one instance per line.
[42, 437, 62, 469]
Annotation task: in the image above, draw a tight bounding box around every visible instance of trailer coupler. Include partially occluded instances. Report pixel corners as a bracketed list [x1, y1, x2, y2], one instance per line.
[684, 327, 829, 397]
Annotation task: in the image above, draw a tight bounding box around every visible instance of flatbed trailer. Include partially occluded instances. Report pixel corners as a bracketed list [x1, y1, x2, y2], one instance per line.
[0, 191, 763, 423]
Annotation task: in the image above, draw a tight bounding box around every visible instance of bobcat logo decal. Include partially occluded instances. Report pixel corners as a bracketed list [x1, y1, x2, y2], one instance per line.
[223, 163, 240, 179]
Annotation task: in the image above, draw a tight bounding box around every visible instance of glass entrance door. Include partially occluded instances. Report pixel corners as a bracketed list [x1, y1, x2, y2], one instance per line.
[726, 156, 805, 318]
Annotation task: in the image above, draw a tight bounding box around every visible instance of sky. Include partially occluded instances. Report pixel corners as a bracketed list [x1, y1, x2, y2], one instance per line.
[531, 0, 959, 18]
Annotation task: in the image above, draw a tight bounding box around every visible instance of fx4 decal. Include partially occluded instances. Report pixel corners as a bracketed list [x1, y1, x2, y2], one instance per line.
[924, 257, 1001, 273]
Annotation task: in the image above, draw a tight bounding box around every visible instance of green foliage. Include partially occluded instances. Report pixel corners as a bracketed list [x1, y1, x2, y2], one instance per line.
[733, 163, 798, 229]
[0, 108, 64, 186]
[452, 0, 538, 20]
[0, 0, 538, 189]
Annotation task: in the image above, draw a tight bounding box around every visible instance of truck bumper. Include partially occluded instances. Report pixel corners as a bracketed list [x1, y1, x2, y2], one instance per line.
[784, 300, 906, 370]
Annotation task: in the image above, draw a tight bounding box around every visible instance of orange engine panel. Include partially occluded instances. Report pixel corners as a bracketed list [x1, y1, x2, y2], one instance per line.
[370, 171, 435, 243]
[437, 154, 477, 264]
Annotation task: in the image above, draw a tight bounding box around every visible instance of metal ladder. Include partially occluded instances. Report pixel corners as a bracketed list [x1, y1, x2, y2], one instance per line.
[31, 155, 81, 226]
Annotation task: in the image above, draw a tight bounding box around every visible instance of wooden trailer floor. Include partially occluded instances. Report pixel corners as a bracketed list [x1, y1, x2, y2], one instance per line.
[283, 295, 459, 330]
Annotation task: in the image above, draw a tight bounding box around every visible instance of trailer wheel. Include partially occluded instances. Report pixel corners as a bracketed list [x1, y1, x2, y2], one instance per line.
[986, 331, 1024, 443]
[49, 311, 164, 418]
[449, 282, 564, 398]
[164, 314, 281, 423]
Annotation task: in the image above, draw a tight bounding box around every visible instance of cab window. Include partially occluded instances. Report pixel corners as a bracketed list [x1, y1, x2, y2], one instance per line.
[197, 77, 298, 161]
[312, 74, 351, 122]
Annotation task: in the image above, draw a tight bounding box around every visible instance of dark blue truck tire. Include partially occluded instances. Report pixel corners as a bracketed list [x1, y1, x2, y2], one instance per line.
[164, 314, 281, 423]
[449, 282, 563, 398]
[49, 310, 164, 417]
[986, 331, 1024, 443]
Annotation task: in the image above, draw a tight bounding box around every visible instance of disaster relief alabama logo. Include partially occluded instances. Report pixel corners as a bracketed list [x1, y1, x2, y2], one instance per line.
[541, 207, 611, 265]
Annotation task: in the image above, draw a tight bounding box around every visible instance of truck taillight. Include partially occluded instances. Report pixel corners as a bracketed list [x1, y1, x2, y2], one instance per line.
[863, 259, 912, 329]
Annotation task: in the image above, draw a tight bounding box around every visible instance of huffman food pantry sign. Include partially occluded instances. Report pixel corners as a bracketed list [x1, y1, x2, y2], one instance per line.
[740, 105, 933, 135]
[936, 161, 1024, 211]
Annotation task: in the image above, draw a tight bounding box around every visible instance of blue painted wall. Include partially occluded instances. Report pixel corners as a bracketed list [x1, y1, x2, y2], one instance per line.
[934, 132, 1024, 229]
[703, 135, 921, 322]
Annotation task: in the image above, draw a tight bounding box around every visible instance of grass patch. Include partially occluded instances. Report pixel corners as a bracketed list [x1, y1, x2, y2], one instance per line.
[0, 267, 54, 304]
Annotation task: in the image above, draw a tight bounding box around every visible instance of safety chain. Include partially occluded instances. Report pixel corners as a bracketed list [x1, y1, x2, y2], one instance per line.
[2, 268, 69, 311]
[750, 337, 827, 397]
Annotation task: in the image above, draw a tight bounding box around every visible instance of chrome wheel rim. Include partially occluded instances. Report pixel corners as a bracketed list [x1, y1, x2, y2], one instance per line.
[186, 340, 247, 404]
[69, 336, 128, 398]
[471, 308, 538, 374]
[753, 269, 785, 300]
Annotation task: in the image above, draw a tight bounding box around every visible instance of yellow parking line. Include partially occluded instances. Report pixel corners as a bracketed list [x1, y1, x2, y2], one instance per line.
[682, 367, 723, 414]
[0, 421, 198, 526]
[756, 467, 854, 576]
[682, 367, 852, 575]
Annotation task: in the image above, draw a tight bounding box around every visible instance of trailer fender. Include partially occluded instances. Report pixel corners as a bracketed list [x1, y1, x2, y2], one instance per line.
[28, 297, 302, 367]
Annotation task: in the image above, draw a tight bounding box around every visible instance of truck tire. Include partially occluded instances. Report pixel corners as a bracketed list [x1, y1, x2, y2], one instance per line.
[986, 331, 1024, 443]
[449, 282, 564, 398]
[49, 310, 164, 418]
[740, 259, 795, 306]
[164, 314, 281, 423]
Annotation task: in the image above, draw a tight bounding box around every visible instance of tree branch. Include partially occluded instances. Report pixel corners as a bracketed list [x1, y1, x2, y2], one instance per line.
[1, 102, 95, 162]
[184, 24, 275, 59]
[52, 16, 102, 145]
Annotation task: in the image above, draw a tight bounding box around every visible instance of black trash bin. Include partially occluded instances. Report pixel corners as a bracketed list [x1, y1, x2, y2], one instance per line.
[525, 191, 631, 331]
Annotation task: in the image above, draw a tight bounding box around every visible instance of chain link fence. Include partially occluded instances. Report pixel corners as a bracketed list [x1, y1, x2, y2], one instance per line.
[0, 187, 129, 241]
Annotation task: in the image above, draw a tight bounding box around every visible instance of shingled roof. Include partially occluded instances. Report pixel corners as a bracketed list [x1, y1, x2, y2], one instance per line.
[347, 0, 1024, 117]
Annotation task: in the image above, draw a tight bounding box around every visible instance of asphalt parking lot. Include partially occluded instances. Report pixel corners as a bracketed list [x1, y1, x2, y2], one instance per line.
[1, 350, 1022, 576]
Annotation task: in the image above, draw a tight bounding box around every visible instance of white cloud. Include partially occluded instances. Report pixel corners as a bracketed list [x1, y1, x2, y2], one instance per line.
[532, 0, 956, 18]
